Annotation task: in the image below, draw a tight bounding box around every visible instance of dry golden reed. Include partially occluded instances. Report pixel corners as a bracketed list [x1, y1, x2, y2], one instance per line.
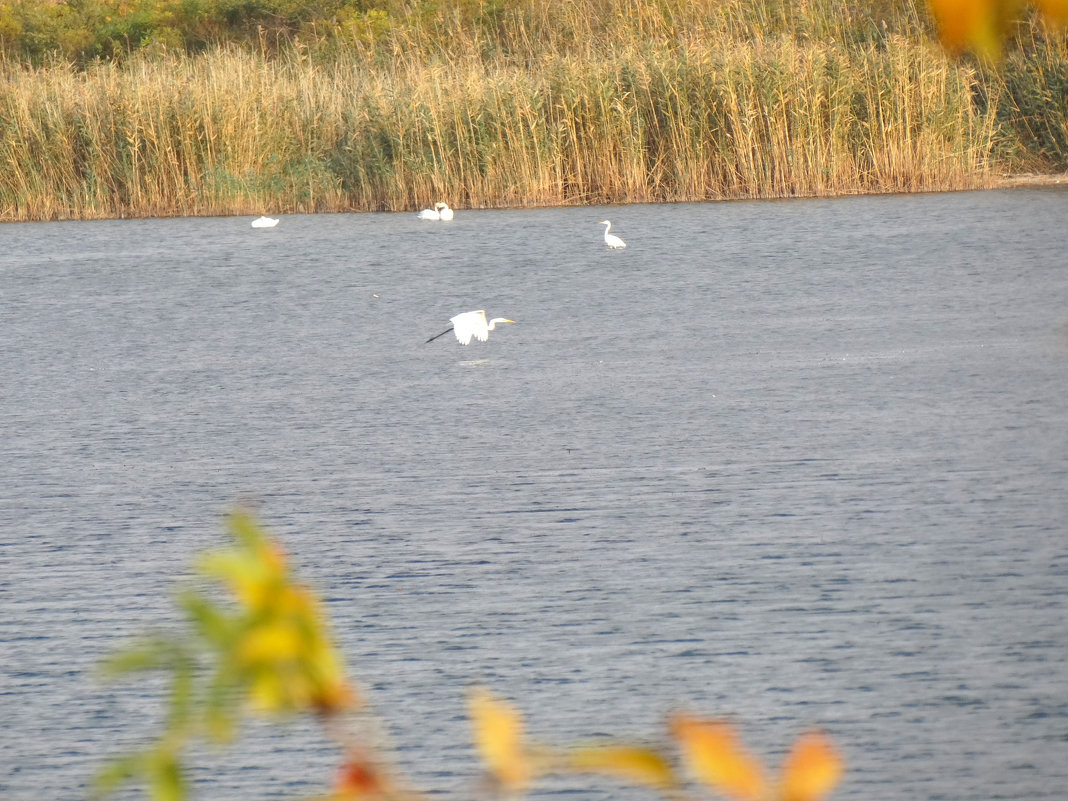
[0, 0, 1038, 220]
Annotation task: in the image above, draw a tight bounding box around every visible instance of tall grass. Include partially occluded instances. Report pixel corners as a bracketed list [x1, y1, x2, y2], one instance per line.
[0, 0, 1058, 221]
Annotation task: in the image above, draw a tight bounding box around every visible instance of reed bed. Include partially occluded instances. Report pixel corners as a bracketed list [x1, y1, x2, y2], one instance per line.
[0, 0, 1057, 220]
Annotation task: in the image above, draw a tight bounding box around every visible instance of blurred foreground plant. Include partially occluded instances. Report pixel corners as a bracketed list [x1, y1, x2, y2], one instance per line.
[928, 0, 1068, 59]
[96, 509, 379, 801]
[99, 511, 842, 801]
[467, 690, 843, 801]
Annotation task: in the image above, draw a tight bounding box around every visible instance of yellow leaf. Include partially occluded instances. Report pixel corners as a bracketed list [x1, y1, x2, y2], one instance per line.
[278, 584, 316, 616]
[202, 511, 290, 610]
[199, 548, 278, 610]
[468, 688, 532, 794]
[249, 672, 287, 712]
[199, 512, 358, 717]
[670, 715, 768, 801]
[780, 732, 843, 801]
[565, 745, 678, 789]
[259, 540, 288, 576]
[238, 623, 303, 664]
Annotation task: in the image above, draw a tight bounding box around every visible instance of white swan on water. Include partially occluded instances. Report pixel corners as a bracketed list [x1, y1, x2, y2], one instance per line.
[425, 310, 515, 345]
[599, 220, 626, 248]
[251, 216, 279, 228]
[417, 202, 454, 221]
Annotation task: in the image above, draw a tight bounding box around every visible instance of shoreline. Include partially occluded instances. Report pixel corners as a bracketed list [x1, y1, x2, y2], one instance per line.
[2, 174, 1065, 224]
[989, 172, 1068, 189]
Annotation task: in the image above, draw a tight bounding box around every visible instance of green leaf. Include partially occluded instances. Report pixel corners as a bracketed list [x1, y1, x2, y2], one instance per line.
[227, 508, 267, 549]
[167, 654, 196, 730]
[201, 662, 245, 742]
[99, 635, 182, 677]
[148, 745, 187, 801]
[179, 589, 235, 645]
[93, 752, 148, 798]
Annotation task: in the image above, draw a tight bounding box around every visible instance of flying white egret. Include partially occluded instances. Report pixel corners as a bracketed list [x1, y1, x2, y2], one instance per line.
[425, 310, 515, 345]
[251, 216, 279, 228]
[599, 220, 626, 248]
[417, 202, 454, 221]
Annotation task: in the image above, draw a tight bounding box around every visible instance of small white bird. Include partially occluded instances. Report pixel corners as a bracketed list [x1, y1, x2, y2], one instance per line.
[426, 310, 515, 345]
[417, 202, 454, 221]
[599, 220, 626, 248]
[251, 216, 279, 228]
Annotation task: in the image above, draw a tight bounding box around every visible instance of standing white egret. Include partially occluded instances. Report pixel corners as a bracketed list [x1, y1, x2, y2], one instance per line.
[599, 220, 626, 248]
[425, 310, 515, 345]
[251, 216, 279, 228]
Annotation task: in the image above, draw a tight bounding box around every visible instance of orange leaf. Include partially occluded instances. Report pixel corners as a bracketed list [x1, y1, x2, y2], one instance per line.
[468, 688, 532, 794]
[335, 751, 389, 799]
[1036, 0, 1068, 26]
[780, 731, 844, 801]
[670, 715, 768, 801]
[310, 675, 359, 715]
[926, 0, 1019, 59]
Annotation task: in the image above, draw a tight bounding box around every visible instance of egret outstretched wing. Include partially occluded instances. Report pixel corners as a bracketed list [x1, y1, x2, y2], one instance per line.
[425, 310, 515, 345]
[452, 310, 489, 345]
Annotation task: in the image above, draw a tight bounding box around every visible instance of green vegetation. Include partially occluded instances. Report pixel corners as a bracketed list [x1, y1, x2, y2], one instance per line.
[0, 1, 1065, 220]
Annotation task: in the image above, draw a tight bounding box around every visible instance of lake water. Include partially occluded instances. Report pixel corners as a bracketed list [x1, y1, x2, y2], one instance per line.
[1, 189, 1066, 801]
